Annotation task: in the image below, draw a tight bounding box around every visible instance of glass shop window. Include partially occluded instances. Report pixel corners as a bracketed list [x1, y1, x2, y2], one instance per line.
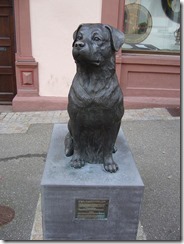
[122, 0, 180, 53]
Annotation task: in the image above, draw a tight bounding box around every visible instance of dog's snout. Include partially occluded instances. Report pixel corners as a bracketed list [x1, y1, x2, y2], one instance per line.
[74, 41, 85, 48]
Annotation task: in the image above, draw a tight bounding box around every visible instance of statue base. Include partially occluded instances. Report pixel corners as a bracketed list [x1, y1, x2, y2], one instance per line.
[41, 124, 144, 240]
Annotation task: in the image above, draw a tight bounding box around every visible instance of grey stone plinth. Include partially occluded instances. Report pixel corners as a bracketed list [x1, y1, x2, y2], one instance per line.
[41, 124, 144, 240]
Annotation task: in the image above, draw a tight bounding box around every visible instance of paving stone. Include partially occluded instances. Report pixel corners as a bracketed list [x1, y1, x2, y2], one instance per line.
[2, 113, 14, 122]
[0, 114, 6, 121]
[0, 108, 179, 134]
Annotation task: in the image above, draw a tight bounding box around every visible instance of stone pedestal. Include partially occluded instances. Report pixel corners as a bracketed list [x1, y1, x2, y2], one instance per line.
[41, 124, 144, 240]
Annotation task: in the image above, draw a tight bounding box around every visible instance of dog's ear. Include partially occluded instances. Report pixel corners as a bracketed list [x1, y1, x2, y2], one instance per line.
[72, 24, 83, 47]
[105, 25, 125, 52]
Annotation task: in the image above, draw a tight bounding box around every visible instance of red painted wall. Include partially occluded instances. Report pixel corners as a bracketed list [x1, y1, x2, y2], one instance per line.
[102, 0, 180, 109]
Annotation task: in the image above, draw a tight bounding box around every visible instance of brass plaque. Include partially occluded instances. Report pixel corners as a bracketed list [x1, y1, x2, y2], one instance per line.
[75, 199, 109, 220]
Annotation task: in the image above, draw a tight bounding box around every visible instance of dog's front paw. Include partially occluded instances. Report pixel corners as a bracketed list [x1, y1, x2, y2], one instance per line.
[70, 154, 85, 169]
[104, 157, 119, 173]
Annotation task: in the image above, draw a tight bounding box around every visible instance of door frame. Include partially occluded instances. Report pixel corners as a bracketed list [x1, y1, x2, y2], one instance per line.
[0, 0, 17, 104]
[13, 0, 39, 97]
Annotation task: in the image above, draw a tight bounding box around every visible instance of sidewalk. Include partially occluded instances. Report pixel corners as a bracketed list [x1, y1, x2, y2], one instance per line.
[0, 108, 179, 134]
[0, 108, 180, 240]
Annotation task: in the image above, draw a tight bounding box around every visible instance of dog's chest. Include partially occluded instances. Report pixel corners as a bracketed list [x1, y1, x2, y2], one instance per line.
[70, 75, 122, 107]
[68, 75, 123, 125]
[76, 105, 118, 127]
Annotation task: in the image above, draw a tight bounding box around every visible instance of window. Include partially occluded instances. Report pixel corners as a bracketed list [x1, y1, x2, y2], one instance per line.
[122, 0, 180, 53]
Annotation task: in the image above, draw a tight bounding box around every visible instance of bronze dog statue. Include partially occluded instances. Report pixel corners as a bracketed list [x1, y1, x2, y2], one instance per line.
[65, 23, 124, 173]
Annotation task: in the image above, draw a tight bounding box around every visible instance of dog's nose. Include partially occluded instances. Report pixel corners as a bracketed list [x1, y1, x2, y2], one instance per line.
[74, 41, 85, 48]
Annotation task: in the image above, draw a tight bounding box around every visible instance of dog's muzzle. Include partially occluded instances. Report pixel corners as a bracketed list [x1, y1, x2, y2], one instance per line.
[73, 41, 101, 66]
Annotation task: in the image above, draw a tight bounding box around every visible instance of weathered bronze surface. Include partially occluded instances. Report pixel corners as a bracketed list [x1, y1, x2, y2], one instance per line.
[65, 23, 125, 173]
[75, 199, 109, 220]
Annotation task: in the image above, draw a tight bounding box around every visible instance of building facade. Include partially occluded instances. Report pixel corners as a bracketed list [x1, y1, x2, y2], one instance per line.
[0, 0, 180, 111]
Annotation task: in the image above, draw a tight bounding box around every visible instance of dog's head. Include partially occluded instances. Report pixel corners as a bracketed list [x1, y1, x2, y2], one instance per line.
[72, 23, 124, 66]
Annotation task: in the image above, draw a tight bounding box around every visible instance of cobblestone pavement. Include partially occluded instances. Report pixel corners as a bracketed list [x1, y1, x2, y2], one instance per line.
[0, 108, 179, 134]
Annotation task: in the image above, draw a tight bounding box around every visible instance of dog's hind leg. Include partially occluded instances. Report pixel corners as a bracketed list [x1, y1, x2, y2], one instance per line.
[112, 145, 117, 153]
[64, 120, 74, 156]
[112, 120, 121, 153]
[64, 132, 74, 156]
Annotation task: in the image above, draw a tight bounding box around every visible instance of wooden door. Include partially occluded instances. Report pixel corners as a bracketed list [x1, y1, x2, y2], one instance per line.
[0, 0, 16, 104]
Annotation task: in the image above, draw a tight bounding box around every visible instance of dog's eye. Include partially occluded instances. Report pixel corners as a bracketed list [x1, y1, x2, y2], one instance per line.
[93, 36, 101, 41]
